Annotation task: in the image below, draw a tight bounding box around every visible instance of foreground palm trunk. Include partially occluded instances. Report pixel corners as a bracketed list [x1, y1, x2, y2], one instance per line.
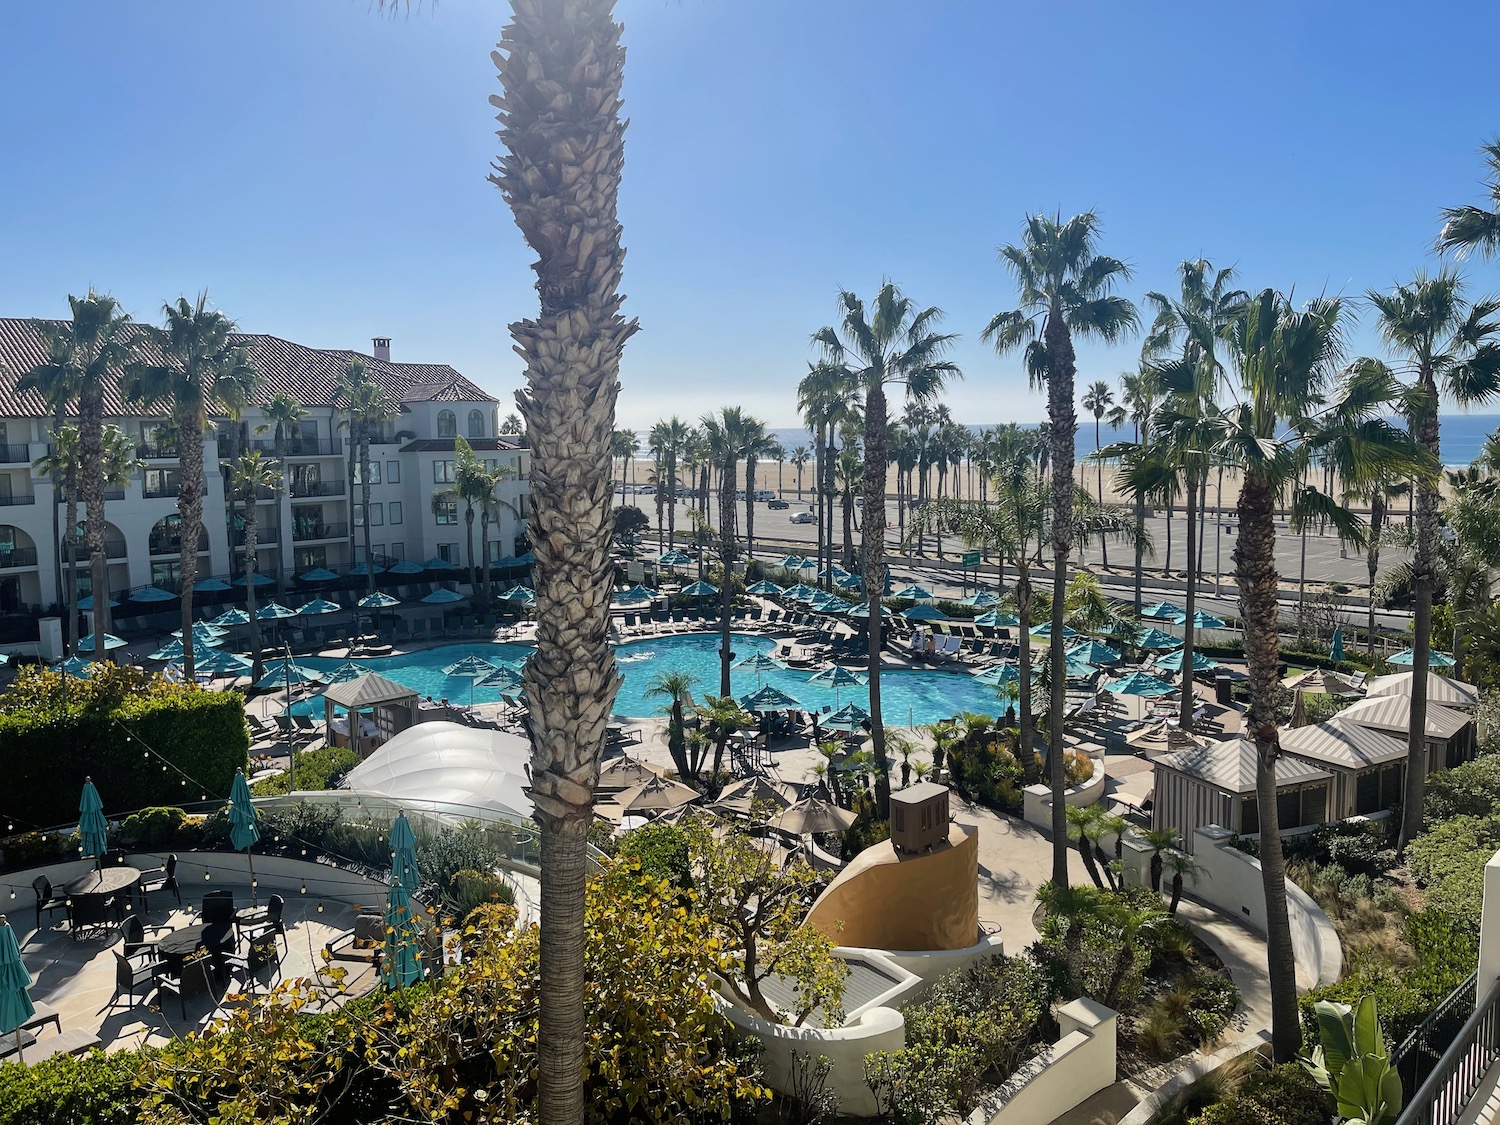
[1402, 406, 1440, 850]
[79, 386, 111, 659]
[490, 2, 635, 1120]
[864, 384, 890, 816]
[1235, 472, 1301, 1061]
[178, 416, 205, 679]
[1178, 469, 1198, 730]
[1044, 310, 1075, 889]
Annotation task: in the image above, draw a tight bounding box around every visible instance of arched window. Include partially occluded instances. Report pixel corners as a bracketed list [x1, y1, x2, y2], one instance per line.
[468, 409, 485, 438]
[437, 410, 456, 438]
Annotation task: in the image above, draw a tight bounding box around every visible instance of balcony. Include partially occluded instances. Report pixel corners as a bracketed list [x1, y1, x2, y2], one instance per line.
[0, 492, 37, 507]
[290, 479, 345, 499]
[293, 522, 348, 543]
[1395, 973, 1500, 1125]
[143, 484, 181, 500]
[250, 437, 343, 457]
[0, 548, 38, 569]
[0, 444, 32, 464]
[136, 442, 179, 460]
[149, 537, 208, 558]
[55, 489, 125, 503]
[231, 526, 279, 547]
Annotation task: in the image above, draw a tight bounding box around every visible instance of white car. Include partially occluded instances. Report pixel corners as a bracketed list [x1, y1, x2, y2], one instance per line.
[790, 511, 815, 525]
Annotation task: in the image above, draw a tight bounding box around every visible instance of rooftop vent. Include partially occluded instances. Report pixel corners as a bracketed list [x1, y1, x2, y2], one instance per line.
[372, 337, 391, 362]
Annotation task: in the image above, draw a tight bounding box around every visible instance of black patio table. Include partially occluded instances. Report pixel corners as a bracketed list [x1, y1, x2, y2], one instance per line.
[155, 921, 235, 975]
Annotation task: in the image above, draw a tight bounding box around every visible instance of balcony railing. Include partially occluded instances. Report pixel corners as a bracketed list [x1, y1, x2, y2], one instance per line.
[290, 479, 345, 499]
[0, 548, 38, 568]
[231, 526, 279, 547]
[1395, 974, 1500, 1125]
[251, 438, 343, 457]
[0, 444, 32, 464]
[293, 522, 348, 543]
[136, 442, 179, 460]
[56, 489, 125, 502]
[143, 484, 181, 500]
[68, 541, 128, 560]
[149, 538, 208, 558]
[0, 492, 36, 507]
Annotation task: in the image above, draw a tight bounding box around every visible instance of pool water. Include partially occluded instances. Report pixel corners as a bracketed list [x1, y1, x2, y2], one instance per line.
[298, 633, 1003, 726]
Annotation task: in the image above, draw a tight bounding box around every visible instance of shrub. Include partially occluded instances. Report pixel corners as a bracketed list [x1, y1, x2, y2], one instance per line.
[250, 745, 357, 796]
[0, 830, 76, 870]
[616, 822, 691, 888]
[840, 792, 890, 860]
[414, 820, 503, 889]
[446, 868, 515, 920]
[0, 665, 248, 828]
[1425, 753, 1500, 822]
[1191, 1063, 1329, 1125]
[257, 801, 343, 853]
[118, 806, 187, 849]
[0, 1048, 145, 1125]
[1407, 813, 1500, 931]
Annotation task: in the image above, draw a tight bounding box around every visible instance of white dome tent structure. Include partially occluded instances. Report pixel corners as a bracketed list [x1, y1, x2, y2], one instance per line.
[344, 721, 534, 821]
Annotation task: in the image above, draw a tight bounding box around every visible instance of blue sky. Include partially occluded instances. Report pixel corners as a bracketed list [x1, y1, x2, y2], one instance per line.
[3, 1, 1499, 433]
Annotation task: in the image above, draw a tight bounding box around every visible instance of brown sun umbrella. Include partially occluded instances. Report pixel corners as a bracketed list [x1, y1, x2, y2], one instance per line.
[1286, 668, 1356, 696]
[1290, 689, 1309, 728]
[1125, 721, 1206, 757]
[597, 756, 660, 791]
[613, 775, 702, 815]
[713, 776, 796, 817]
[771, 797, 857, 836]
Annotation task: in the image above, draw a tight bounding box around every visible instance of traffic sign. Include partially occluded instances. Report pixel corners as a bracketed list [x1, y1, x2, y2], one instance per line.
[961, 551, 981, 568]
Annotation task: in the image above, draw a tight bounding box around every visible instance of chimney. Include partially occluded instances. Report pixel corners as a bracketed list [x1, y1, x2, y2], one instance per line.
[372, 337, 391, 363]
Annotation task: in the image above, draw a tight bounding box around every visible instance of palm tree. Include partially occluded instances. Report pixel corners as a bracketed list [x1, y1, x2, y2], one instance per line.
[489, 1, 635, 1118]
[813, 283, 961, 817]
[741, 416, 779, 559]
[16, 331, 80, 614]
[262, 393, 306, 594]
[230, 452, 280, 682]
[789, 444, 811, 498]
[645, 670, 696, 779]
[985, 212, 1138, 886]
[446, 436, 488, 596]
[335, 360, 399, 596]
[1140, 826, 1181, 893]
[647, 418, 688, 549]
[123, 294, 257, 678]
[478, 459, 519, 607]
[701, 407, 752, 694]
[1438, 139, 1500, 259]
[798, 363, 856, 589]
[1216, 288, 1429, 1062]
[1080, 379, 1115, 569]
[1165, 850, 1200, 916]
[32, 427, 82, 650]
[499, 411, 524, 436]
[611, 428, 637, 491]
[1366, 272, 1500, 849]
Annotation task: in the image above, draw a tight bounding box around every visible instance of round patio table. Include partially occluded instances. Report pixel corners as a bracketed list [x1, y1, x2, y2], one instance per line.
[65, 865, 140, 903]
[156, 922, 234, 974]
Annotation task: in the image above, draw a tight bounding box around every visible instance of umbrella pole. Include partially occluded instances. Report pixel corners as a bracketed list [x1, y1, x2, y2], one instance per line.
[246, 849, 257, 907]
[15, 1028, 22, 1066]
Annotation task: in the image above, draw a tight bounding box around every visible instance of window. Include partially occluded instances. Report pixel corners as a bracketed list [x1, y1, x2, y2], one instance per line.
[369, 503, 384, 527]
[144, 468, 180, 497]
[295, 547, 328, 570]
[353, 506, 363, 528]
[372, 543, 386, 558]
[151, 561, 182, 589]
[354, 460, 381, 485]
[433, 460, 454, 484]
[437, 410, 457, 438]
[518, 494, 528, 518]
[468, 409, 485, 438]
[388, 542, 405, 561]
[389, 501, 403, 525]
[434, 499, 458, 526]
[438, 543, 457, 563]
[386, 461, 400, 484]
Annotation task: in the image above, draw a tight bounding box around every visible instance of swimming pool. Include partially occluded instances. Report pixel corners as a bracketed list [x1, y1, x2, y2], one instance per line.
[296, 633, 1004, 726]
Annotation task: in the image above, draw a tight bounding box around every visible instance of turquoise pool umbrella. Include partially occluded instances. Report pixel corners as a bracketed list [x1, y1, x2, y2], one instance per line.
[422, 588, 466, 605]
[1156, 649, 1218, 673]
[1191, 611, 1228, 630]
[422, 556, 459, 571]
[195, 650, 254, 678]
[1067, 640, 1123, 667]
[681, 580, 718, 597]
[776, 555, 809, 570]
[297, 598, 342, 616]
[960, 591, 1001, 608]
[1134, 626, 1183, 651]
[147, 639, 186, 662]
[78, 632, 127, 652]
[255, 601, 298, 620]
[1029, 622, 1079, 639]
[1104, 670, 1177, 697]
[228, 769, 261, 904]
[59, 656, 95, 677]
[499, 585, 536, 603]
[836, 574, 864, 590]
[298, 567, 339, 582]
[194, 577, 234, 593]
[1064, 655, 1099, 678]
[740, 684, 803, 712]
[819, 566, 852, 581]
[347, 562, 386, 577]
[823, 703, 871, 731]
[79, 778, 108, 867]
[254, 659, 325, 690]
[1387, 647, 1455, 667]
[808, 664, 866, 705]
[1141, 601, 1185, 622]
[846, 602, 892, 620]
[445, 654, 498, 705]
[388, 560, 426, 575]
[894, 584, 935, 601]
[973, 609, 1021, 628]
[76, 594, 120, 611]
[901, 604, 947, 622]
[736, 650, 787, 673]
[382, 813, 423, 990]
[359, 592, 402, 609]
[810, 595, 848, 615]
[974, 663, 1025, 687]
[232, 572, 274, 588]
[475, 663, 525, 690]
[617, 584, 658, 602]
[1329, 625, 1345, 662]
[130, 586, 177, 603]
[173, 621, 227, 642]
[0, 916, 35, 1063]
[318, 659, 368, 685]
[783, 583, 820, 601]
[212, 607, 251, 626]
[658, 550, 693, 566]
[745, 580, 785, 596]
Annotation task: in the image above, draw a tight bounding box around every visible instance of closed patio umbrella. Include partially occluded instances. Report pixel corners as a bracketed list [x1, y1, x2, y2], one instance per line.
[228, 769, 260, 905]
[382, 812, 423, 990]
[0, 916, 34, 1064]
[772, 797, 857, 836]
[79, 778, 108, 868]
[1329, 625, 1345, 663]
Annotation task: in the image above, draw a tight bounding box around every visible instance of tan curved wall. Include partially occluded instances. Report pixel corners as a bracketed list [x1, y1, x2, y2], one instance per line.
[804, 823, 978, 951]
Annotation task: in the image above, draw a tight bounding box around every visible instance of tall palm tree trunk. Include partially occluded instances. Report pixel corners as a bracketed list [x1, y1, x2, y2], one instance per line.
[345, 428, 357, 574]
[178, 417, 205, 679]
[1179, 470, 1199, 730]
[245, 500, 263, 682]
[1401, 404, 1441, 850]
[718, 457, 737, 696]
[1133, 490, 1145, 616]
[464, 504, 478, 594]
[1235, 470, 1301, 1062]
[744, 458, 756, 559]
[1196, 473, 1209, 576]
[274, 432, 289, 595]
[79, 385, 111, 660]
[863, 385, 891, 816]
[360, 433, 375, 598]
[1044, 311, 1076, 889]
[1366, 494, 1385, 658]
[65, 485, 80, 653]
[1017, 568, 1038, 786]
[1095, 417, 1109, 569]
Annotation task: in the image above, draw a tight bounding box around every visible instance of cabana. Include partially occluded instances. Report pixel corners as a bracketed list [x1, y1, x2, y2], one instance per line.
[1278, 717, 1408, 819]
[1339, 694, 1477, 773]
[1152, 736, 1332, 851]
[1364, 670, 1481, 710]
[322, 671, 421, 758]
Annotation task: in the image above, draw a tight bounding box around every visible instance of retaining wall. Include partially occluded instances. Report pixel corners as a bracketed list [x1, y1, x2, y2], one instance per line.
[965, 997, 1117, 1125]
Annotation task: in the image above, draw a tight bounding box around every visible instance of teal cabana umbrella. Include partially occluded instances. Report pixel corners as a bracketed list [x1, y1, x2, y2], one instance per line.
[616, 584, 658, 602]
[973, 609, 1021, 628]
[819, 566, 852, 581]
[745, 580, 785, 596]
[382, 812, 423, 990]
[960, 591, 1002, 608]
[740, 684, 803, 712]
[445, 654, 498, 705]
[1067, 640, 1123, 666]
[347, 562, 386, 578]
[807, 664, 866, 705]
[130, 586, 177, 603]
[846, 602, 892, 620]
[823, 702, 871, 731]
[173, 621, 227, 643]
[422, 556, 459, 571]
[475, 663, 525, 690]
[79, 778, 108, 868]
[836, 574, 864, 591]
[254, 659, 325, 690]
[1134, 626, 1184, 651]
[1387, 647, 1455, 667]
[783, 583, 820, 601]
[901, 604, 947, 622]
[1104, 670, 1177, 697]
[1064, 654, 1099, 678]
[359, 592, 402, 609]
[388, 560, 426, 575]
[77, 633, 127, 651]
[422, 588, 466, 605]
[1329, 625, 1345, 662]
[894, 584, 935, 601]
[1141, 602, 1185, 622]
[658, 550, 693, 567]
[1029, 622, 1079, 639]
[194, 577, 234, 593]
[76, 595, 120, 611]
[211, 607, 251, 626]
[499, 586, 536, 604]
[59, 656, 95, 677]
[776, 555, 809, 571]
[297, 598, 342, 616]
[1191, 611, 1228, 630]
[255, 601, 298, 620]
[0, 916, 35, 1063]
[974, 663, 1025, 687]
[298, 567, 339, 582]
[147, 639, 187, 662]
[228, 769, 261, 904]
[809, 594, 848, 614]
[195, 650, 254, 679]
[736, 650, 786, 684]
[233, 572, 275, 588]
[318, 659, 368, 685]
[681, 580, 718, 597]
[1156, 649, 1219, 673]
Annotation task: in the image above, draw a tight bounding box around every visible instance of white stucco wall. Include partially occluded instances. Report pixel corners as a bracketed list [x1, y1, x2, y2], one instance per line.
[966, 997, 1117, 1125]
[1022, 754, 1106, 829]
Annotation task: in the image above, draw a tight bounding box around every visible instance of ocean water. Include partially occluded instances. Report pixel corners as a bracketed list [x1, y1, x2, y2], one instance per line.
[770, 413, 1500, 468]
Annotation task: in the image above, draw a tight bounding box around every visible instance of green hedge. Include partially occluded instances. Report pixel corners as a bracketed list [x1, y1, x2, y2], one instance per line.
[0, 1049, 144, 1125]
[0, 665, 248, 830]
[251, 745, 358, 797]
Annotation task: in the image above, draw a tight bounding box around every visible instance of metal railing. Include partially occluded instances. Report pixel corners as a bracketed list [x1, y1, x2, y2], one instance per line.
[136, 442, 179, 460]
[143, 485, 180, 499]
[1394, 973, 1478, 1101]
[290, 479, 345, 498]
[54, 488, 125, 502]
[0, 443, 32, 464]
[1396, 975, 1500, 1125]
[231, 526, 279, 546]
[0, 492, 36, 507]
[293, 522, 347, 542]
[0, 548, 38, 568]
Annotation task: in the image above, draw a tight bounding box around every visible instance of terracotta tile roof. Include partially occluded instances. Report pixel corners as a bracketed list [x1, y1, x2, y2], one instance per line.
[0, 318, 496, 418]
